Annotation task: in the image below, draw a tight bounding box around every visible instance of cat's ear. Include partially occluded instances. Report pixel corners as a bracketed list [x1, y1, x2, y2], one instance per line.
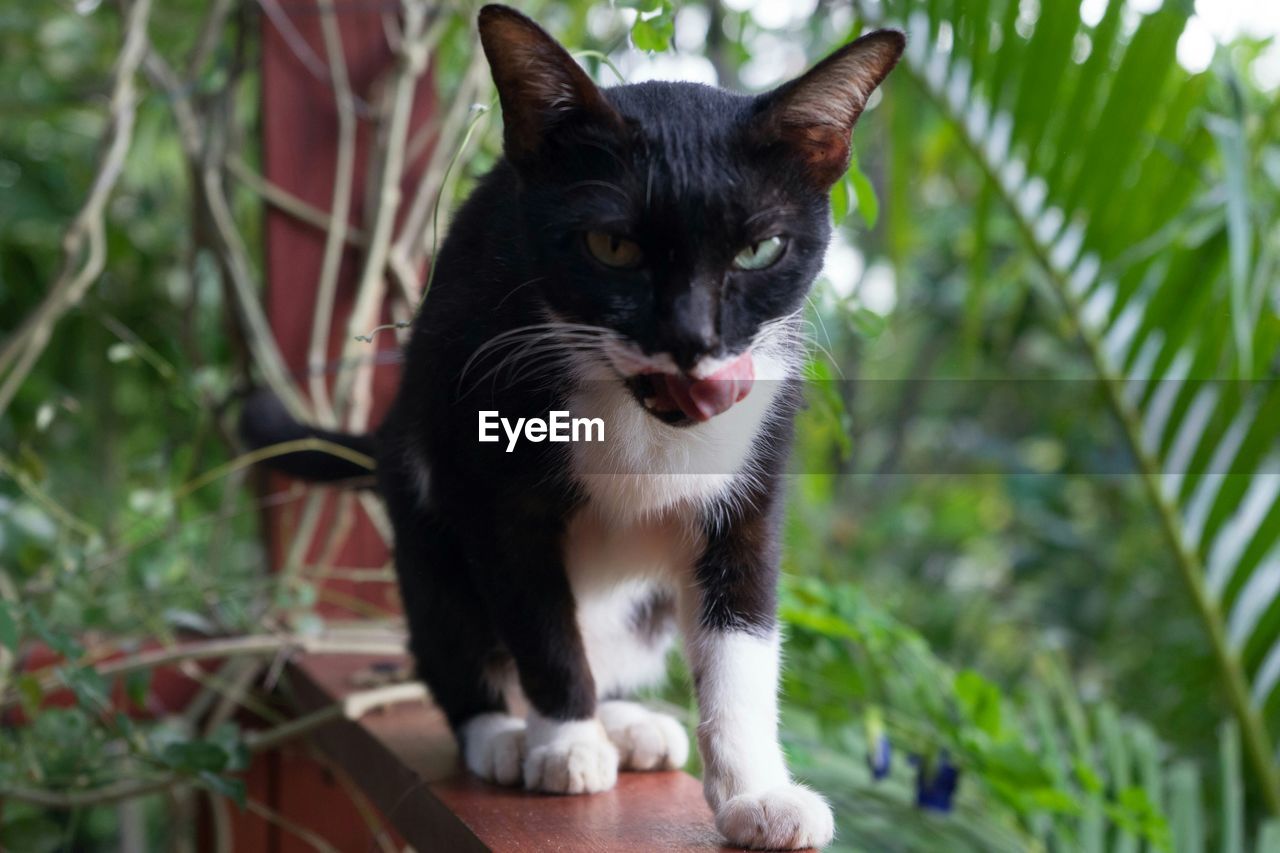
[754, 29, 905, 188]
[478, 5, 623, 166]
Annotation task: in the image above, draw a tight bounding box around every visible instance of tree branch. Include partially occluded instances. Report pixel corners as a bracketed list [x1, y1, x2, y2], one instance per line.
[0, 682, 425, 810]
[1, 629, 404, 712]
[0, 0, 153, 416]
[331, 3, 440, 429]
[307, 0, 361, 427]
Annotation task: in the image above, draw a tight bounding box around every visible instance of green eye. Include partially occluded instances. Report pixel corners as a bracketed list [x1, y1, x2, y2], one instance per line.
[586, 231, 644, 269]
[733, 236, 786, 271]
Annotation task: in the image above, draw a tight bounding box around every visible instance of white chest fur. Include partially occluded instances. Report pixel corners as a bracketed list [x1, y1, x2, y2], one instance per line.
[566, 321, 799, 524]
[561, 508, 696, 697]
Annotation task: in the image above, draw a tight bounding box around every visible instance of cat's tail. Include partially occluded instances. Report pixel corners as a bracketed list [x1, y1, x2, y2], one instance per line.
[238, 389, 378, 485]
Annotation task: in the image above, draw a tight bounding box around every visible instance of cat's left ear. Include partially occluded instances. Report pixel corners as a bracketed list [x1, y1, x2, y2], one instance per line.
[754, 29, 905, 188]
[478, 5, 624, 168]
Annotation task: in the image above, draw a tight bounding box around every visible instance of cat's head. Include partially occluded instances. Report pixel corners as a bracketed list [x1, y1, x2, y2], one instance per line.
[478, 5, 902, 424]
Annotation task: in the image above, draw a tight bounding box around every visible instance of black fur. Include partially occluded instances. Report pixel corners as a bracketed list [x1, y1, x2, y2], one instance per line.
[238, 389, 375, 484]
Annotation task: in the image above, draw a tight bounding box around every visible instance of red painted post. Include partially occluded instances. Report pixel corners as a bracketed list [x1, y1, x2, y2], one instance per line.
[260, 2, 434, 621]
[210, 3, 437, 848]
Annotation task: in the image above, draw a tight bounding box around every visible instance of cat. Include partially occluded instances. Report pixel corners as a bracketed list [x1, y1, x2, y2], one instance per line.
[242, 6, 902, 849]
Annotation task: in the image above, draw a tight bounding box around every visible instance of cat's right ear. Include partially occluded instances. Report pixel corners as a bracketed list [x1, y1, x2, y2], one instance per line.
[478, 5, 623, 167]
[753, 29, 905, 188]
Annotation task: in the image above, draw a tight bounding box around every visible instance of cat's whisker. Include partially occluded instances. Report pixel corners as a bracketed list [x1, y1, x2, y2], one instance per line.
[467, 335, 612, 398]
[468, 338, 577, 396]
[495, 276, 547, 310]
[495, 347, 604, 391]
[565, 179, 632, 203]
[794, 319, 844, 380]
[459, 323, 613, 391]
[578, 139, 632, 174]
[804, 295, 838, 356]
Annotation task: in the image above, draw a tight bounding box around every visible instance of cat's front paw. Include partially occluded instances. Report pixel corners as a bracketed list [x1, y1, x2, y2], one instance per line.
[523, 715, 619, 794]
[715, 784, 835, 850]
[599, 700, 689, 771]
[460, 713, 526, 786]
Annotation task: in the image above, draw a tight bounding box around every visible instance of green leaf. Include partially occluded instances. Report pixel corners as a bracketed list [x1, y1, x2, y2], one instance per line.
[830, 174, 851, 225]
[831, 145, 878, 229]
[980, 741, 1054, 788]
[850, 174, 878, 229]
[780, 604, 861, 642]
[1220, 721, 1244, 853]
[630, 1, 675, 53]
[1076, 761, 1104, 795]
[876, 0, 1280, 813]
[1017, 786, 1083, 815]
[1257, 819, 1280, 853]
[1206, 108, 1255, 375]
[1112, 786, 1171, 850]
[955, 669, 1002, 736]
[1170, 761, 1204, 853]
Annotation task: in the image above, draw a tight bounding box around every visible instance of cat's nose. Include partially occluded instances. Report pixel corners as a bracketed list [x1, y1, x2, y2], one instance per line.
[660, 288, 719, 371]
[663, 316, 718, 372]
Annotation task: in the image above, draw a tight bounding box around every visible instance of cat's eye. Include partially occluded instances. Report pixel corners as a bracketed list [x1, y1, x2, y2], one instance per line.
[733, 236, 786, 271]
[585, 231, 643, 269]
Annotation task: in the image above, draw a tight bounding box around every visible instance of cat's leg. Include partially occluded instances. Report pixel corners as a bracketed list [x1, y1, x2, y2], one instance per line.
[682, 497, 835, 851]
[582, 584, 689, 771]
[466, 517, 619, 795]
[382, 479, 526, 786]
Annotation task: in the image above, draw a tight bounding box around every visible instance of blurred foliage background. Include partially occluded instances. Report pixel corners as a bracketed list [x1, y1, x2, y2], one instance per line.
[1, 0, 1278, 850]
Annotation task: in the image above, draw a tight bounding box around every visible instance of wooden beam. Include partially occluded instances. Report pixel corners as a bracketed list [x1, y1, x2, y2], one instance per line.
[286, 654, 744, 852]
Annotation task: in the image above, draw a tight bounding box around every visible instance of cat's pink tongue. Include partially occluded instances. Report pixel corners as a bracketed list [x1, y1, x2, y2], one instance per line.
[655, 351, 754, 422]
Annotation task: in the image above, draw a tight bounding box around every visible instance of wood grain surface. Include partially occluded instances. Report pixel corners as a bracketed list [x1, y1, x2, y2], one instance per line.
[287, 654, 779, 852]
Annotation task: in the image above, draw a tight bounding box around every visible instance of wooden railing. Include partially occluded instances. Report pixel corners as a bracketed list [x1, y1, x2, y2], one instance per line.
[285, 653, 737, 851]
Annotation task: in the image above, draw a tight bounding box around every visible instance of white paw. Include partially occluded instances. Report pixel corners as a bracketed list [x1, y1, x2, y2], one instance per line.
[716, 785, 835, 851]
[459, 713, 526, 786]
[523, 715, 619, 795]
[599, 700, 690, 771]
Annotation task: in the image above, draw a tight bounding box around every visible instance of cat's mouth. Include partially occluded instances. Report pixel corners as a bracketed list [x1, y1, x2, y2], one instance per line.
[623, 351, 755, 426]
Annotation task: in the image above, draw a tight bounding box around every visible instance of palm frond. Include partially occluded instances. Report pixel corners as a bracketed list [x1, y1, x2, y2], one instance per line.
[861, 0, 1280, 810]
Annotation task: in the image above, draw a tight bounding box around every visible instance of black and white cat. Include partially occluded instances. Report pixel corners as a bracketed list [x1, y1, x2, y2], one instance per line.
[243, 6, 902, 849]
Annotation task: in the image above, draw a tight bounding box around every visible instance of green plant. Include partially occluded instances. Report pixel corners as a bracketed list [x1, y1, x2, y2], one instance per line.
[2, 0, 1278, 849]
[779, 575, 1280, 852]
[852, 0, 1280, 816]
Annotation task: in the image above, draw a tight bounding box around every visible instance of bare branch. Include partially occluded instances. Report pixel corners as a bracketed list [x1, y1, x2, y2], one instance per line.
[0, 0, 154, 416]
[331, 3, 442, 430]
[309, 0, 361, 427]
[227, 156, 366, 247]
[0, 681, 425, 810]
[246, 798, 344, 853]
[142, 44, 312, 420]
[392, 48, 491, 286]
[186, 0, 236, 79]
[1, 630, 406, 711]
